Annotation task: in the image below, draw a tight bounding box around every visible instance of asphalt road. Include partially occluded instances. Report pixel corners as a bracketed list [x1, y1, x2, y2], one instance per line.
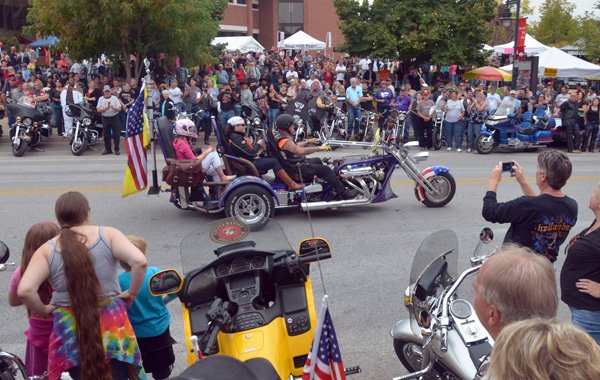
[1, 131, 598, 379]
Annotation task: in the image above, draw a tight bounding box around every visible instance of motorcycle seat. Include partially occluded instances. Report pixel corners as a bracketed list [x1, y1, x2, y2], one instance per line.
[516, 124, 535, 135]
[173, 355, 280, 380]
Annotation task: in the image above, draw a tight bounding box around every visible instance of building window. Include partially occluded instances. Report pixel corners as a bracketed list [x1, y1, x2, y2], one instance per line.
[279, 0, 304, 37]
[228, 0, 247, 4]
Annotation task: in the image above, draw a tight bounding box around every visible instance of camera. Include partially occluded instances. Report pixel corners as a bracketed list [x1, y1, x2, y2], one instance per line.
[502, 161, 515, 175]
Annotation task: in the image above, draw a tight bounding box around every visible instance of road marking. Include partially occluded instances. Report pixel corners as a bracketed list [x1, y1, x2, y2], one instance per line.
[1, 175, 598, 195]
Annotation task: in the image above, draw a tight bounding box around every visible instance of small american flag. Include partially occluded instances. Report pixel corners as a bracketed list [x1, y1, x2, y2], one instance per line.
[125, 85, 147, 190]
[302, 300, 347, 380]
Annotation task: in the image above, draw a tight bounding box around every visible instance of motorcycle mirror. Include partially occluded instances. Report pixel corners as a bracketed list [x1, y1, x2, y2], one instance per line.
[403, 141, 419, 148]
[0, 241, 9, 264]
[149, 269, 183, 296]
[413, 152, 429, 163]
[479, 227, 494, 244]
[298, 238, 331, 257]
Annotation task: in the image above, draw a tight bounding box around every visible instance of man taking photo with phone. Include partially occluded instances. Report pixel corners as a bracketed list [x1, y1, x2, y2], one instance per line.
[482, 150, 578, 263]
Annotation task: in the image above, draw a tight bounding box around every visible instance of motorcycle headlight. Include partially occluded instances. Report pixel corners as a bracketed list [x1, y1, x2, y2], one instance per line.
[22, 117, 32, 126]
[83, 117, 92, 126]
[253, 117, 261, 126]
[398, 114, 405, 121]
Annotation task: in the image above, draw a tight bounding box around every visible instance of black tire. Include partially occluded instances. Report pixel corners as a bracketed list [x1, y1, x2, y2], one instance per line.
[393, 339, 448, 380]
[224, 185, 275, 227]
[418, 172, 456, 208]
[476, 134, 494, 154]
[70, 134, 88, 156]
[432, 127, 442, 150]
[12, 138, 27, 157]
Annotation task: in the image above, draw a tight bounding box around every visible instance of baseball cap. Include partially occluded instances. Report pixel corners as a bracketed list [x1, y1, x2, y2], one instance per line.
[423, 89, 430, 95]
[228, 116, 245, 126]
[510, 89, 517, 95]
[103, 85, 111, 92]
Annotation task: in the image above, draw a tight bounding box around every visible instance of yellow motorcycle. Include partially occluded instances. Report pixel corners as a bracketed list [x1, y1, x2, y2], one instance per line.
[150, 217, 332, 380]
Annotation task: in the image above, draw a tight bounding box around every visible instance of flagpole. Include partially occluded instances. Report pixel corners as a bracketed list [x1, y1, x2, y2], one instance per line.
[145, 58, 160, 195]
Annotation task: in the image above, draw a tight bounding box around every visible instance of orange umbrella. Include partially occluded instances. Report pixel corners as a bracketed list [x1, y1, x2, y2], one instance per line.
[463, 66, 512, 81]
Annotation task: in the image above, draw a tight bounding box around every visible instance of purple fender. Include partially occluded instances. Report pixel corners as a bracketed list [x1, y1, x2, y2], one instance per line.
[415, 165, 451, 202]
[218, 176, 279, 208]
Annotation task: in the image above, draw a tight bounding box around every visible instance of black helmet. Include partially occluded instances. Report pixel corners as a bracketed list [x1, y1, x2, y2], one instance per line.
[275, 114, 295, 130]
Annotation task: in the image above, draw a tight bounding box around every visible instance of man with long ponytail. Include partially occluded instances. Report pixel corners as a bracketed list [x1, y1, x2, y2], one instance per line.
[18, 191, 148, 380]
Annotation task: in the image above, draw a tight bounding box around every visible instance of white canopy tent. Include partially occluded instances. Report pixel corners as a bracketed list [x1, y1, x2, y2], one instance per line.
[501, 47, 600, 78]
[211, 36, 264, 53]
[493, 34, 549, 56]
[279, 30, 326, 50]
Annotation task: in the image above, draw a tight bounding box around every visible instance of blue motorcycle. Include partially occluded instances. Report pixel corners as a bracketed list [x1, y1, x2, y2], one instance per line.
[476, 102, 554, 154]
[155, 116, 456, 227]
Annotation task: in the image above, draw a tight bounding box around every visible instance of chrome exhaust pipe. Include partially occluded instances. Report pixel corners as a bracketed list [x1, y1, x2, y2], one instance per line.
[300, 197, 371, 211]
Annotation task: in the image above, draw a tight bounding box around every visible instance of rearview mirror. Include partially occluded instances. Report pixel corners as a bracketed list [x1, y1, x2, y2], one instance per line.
[413, 152, 429, 163]
[298, 238, 331, 257]
[149, 269, 183, 296]
[403, 141, 419, 148]
[0, 241, 9, 264]
[479, 227, 494, 244]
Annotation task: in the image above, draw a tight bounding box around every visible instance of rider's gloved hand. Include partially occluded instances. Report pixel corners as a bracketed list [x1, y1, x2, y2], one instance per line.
[318, 145, 332, 152]
[308, 137, 318, 144]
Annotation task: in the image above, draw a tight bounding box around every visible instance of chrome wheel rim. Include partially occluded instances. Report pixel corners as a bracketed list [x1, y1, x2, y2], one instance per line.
[234, 193, 267, 224]
[427, 175, 451, 201]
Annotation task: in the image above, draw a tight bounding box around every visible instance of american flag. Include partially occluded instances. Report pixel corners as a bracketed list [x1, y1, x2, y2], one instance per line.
[302, 302, 347, 380]
[125, 85, 147, 190]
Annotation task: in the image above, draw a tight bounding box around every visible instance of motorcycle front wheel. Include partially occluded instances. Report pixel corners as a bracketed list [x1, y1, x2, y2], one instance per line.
[393, 339, 455, 380]
[476, 135, 494, 154]
[71, 134, 88, 156]
[12, 138, 27, 157]
[432, 127, 442, 150]
[418, 172, 456, 208]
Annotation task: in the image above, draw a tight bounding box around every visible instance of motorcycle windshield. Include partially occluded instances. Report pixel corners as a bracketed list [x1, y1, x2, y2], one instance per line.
[179, 218, 293, 274]
[409, 230, 458, 284]
[491, 101, 516, 118]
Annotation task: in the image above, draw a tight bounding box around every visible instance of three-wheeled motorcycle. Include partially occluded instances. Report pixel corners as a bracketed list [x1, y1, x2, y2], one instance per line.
[149, 217, 332, 380]
[155, 116, 456, 227]
[476, 102, 554, 154]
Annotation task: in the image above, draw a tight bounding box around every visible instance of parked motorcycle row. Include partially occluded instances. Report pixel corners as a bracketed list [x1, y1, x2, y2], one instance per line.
[1, 218, 498, 380]
[3, 102, 103, 157]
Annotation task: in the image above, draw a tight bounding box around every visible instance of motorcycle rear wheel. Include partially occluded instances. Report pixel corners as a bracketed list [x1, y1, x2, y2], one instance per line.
[71, 134, 88, 156]
[419, 172, 456, 208]
[12, 138, 27, 157]
[393, 339, 453, 380]
[224, 185, 275, 227]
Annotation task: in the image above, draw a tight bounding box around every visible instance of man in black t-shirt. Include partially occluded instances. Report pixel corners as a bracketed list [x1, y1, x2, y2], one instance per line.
[482, 150, 578, 262]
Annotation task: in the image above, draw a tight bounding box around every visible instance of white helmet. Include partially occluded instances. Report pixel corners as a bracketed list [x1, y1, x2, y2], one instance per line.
[174, 119, 197, 138]
[227, 116, 245, 126]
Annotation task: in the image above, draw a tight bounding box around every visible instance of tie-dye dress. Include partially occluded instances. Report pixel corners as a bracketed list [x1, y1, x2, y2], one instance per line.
[47, 297, 146, 380]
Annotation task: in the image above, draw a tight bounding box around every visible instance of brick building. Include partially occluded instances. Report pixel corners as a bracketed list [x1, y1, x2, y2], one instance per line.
[221, 0, 344, 52]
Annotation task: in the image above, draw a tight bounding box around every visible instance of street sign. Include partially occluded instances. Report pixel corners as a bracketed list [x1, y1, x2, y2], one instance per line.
[544, 68, 558, 77]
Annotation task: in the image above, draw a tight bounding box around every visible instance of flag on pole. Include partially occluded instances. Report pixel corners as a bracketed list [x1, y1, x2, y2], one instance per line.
[122, 83, 148, 197]
[302, 297, 347, 380]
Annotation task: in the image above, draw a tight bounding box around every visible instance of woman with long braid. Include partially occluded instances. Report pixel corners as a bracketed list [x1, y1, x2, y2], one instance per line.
[18, 191, 148, 380]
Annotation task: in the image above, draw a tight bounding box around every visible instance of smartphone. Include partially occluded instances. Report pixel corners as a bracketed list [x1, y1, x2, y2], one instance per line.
[502, 161, 515, 175]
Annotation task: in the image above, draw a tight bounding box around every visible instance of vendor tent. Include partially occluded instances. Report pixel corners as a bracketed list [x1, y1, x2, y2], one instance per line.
[211, 36, 264, 53]
[29, 36, 59, 48]
[279, 30, 326, 50]
[500, 47, 600, 78]
[493, 34, 549, 56]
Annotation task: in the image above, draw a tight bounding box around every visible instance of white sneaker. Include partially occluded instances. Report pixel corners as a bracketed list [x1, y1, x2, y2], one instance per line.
[456, 148, 462, 152]
[446, 147, 452, 151]
[467, 148, 472, 153]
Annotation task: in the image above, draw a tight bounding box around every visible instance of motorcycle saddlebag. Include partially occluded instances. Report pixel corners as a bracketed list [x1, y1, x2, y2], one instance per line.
[162, 158, 204, 187]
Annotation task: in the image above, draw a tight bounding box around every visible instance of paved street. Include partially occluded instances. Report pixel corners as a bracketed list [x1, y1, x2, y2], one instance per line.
[1, 132, 599, 379]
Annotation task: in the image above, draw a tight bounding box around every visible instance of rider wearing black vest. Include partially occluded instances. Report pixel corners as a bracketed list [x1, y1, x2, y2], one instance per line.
[274, 114, 358, 200]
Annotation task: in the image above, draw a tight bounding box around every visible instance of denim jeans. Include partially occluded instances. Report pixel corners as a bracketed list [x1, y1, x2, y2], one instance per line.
[51, 104, 64, 133]
[347, 105, 360, 135]
[218, 110, 235, 131]
[444, 120, 464, 149]
[569, 306, 600, 345]
[467, 122, 482, 150]
[268, 108, 280, 130]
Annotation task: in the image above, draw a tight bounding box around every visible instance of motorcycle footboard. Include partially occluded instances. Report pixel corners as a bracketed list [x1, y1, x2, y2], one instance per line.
[345, 366, 361, 376]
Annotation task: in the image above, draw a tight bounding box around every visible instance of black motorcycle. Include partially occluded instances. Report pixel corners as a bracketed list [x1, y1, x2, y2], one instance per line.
[66, 103, 101, 156]
[7, 104, 50, 157]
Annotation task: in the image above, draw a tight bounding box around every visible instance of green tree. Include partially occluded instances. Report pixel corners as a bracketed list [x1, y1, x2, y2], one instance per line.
[578, 12, 600, 61]
[333, 0, 497, 66]
[529, 0, 579, 46]
[26, 0, 227, 81]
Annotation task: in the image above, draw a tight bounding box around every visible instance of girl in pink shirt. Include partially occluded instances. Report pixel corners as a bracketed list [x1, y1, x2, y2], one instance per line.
[8, 221, 60, 376]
